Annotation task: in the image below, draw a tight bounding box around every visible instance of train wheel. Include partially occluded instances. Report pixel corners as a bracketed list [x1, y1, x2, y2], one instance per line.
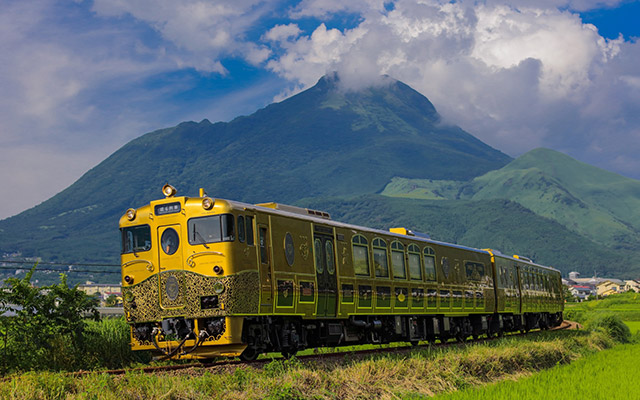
[239, 347, 260, 361]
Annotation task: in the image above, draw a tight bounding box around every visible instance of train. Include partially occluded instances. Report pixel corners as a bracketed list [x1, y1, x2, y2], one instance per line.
[119, 184, 564, 361]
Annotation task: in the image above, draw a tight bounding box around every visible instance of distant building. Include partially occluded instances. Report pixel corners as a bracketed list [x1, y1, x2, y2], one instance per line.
[568, 271, 581, 280]
[624, 280, 640, 293]
[596, 280, 624, 297]
[77, 282, 122, 306]
[569, 285, 596, 301]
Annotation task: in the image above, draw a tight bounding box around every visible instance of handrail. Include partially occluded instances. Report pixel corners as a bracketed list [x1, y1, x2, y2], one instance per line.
[186, 251, 224, 268]
[122, 259, 154, 272]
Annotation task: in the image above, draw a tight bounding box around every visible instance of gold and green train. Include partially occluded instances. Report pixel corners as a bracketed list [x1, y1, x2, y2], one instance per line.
[120, 184, 564, 360]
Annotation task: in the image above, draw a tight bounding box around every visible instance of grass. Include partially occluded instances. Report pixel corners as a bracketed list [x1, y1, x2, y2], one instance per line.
[0, 329, 617, 399]
[435, 341, 640, 400]
[564, 292, 640, 322]
[624, 321, 640, 335]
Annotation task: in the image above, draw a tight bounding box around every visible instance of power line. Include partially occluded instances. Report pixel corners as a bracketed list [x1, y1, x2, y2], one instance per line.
[0, 266, 120, 274]
[0, 260, 121, 274]
[1, 260, 119, 267]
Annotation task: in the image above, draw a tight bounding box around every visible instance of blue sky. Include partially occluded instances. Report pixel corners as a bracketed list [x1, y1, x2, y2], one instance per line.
[1, 0, 640, 219]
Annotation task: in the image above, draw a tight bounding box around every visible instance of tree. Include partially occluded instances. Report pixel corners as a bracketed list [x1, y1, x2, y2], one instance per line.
[0, 264, 99, 373]
[562, 284, 576, 302]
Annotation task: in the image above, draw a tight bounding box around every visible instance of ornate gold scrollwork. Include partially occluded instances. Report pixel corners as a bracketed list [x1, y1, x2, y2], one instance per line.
[123, 259, 154, 272]
[186, 251, 224, 268]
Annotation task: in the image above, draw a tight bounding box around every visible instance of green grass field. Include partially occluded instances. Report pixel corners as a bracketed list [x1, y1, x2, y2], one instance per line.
[435, 341, 640, 400]
[624, 321, 640, 334]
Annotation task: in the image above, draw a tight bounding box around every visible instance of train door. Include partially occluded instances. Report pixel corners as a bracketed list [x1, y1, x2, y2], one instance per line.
[157, 224, 185, 309]
[313, 231, 338, 317]
[257, 222, 274, 314]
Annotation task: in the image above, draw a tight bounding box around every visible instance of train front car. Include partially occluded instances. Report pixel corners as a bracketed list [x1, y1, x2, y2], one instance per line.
[119, 185, 258, 360]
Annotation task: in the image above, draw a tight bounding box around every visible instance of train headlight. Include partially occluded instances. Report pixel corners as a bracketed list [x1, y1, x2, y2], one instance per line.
[162, 184, 177, 197]
[213, 281, 225, 294]
[125, 208, 136, 221]
[213, 265, 223, 275]
[202, 197, 214, 210]
[124, 275, 134, 284]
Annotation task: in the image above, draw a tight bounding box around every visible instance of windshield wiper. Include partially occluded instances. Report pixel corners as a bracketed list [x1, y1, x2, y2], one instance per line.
[193, 226, 210, 249]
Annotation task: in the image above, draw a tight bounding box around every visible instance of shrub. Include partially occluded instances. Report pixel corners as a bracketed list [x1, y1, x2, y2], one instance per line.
[0, 265, 99, 373]
[586, 313, 631, 343]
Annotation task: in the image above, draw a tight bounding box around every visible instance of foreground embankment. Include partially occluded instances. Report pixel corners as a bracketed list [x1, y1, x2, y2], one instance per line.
[0, 327, 624, 400]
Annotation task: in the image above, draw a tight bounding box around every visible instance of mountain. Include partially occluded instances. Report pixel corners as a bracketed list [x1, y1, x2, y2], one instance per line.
[381, 148, 640, 276]
[0, 74, 511, 282]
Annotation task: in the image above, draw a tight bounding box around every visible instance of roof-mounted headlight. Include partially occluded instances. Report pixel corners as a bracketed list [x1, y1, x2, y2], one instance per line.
[125, 208, 136, 221]
[202, 197, 214, 210]
[162, 184, 177, 197]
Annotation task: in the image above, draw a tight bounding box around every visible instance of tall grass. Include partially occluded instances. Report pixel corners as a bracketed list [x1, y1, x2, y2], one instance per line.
[83, 317, 151, 369]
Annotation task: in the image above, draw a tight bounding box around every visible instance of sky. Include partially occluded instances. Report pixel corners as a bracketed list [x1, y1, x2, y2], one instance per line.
[1, 0, 640, 220]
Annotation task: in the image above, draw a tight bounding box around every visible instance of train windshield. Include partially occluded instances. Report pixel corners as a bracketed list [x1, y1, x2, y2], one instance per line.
[121, 225, 152, 254]
[188, 214, 235, 245]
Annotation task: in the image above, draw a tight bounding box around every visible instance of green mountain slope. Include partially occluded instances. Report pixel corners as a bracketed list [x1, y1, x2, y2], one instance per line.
[0, 75, 511, 273]
[382, 148, 640, 253]
[301, 195, 634, 277]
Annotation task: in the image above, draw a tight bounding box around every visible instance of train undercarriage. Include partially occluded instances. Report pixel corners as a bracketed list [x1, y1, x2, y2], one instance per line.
[239, 311, 563, 360]
[131, 312, 562, 361]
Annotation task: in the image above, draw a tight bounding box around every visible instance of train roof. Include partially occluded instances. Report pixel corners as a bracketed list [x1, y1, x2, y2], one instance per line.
[222, 198, 492, 257]
[490, 250, 560, 274]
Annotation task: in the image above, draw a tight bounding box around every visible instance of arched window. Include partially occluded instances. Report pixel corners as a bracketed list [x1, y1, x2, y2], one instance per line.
[391, 241, 406, 279]
[423, 247, 436, 281]
[372, 238, 389, 278]
[352, 235, 370, 276]
[408, 244, 422, 281]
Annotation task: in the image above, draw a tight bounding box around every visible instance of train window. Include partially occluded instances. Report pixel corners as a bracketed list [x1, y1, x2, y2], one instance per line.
[372, 238, 389, 278]
[424, 247, 436, 281]
[408, 244, 422, 281]
[160, 228, 179, 255]
[121, 225, 151, 254]
[352, 235, 370, 276]
[246, 216, 255, 246]
[314, 239, 324, 273]
[391, 242, 406, 279]
[238, 215, 245, 243]
[325, 241, 335, 274]
[188, 214, 235, 245]
[465, 262, 485, 281]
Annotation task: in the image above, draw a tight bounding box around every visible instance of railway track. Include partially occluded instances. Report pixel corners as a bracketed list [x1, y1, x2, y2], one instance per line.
[70, 320, 578, 377]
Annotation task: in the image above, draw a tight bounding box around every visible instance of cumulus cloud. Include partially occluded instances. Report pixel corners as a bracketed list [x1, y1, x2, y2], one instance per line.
[263, 0, 639, 179]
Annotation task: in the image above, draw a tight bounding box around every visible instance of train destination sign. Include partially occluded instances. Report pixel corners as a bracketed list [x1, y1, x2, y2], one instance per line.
[154, 202, 181, 216]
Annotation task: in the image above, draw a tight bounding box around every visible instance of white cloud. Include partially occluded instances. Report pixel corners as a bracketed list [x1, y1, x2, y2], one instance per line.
[264, 0, 640, 178]
[91, 0, 278, 72]
[264, 24, 302, 42]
